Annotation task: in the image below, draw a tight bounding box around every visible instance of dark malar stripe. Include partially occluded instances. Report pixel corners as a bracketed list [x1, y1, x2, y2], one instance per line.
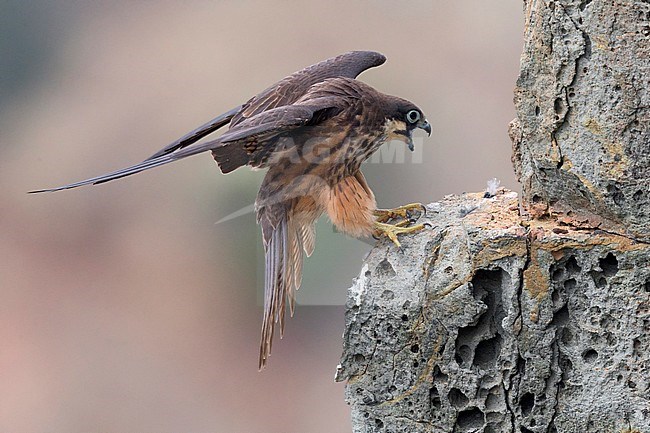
[394, 129, 409, 137]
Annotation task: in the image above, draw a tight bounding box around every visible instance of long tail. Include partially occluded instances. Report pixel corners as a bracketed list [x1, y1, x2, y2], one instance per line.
[29, 137, 222, 193]
[29, 105, 243, 193]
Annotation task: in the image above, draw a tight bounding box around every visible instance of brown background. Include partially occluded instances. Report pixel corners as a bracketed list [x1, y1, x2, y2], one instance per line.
[1, 1, 522, 432]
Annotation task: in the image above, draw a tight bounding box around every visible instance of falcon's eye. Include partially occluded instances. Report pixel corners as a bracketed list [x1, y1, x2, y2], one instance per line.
[406, 109, 421, 124]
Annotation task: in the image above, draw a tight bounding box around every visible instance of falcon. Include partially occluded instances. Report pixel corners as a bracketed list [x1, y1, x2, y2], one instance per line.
[31, 51, 432, 368]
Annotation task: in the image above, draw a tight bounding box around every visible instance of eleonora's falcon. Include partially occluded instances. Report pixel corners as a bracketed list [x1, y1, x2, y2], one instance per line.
[31, 51, 432, 369]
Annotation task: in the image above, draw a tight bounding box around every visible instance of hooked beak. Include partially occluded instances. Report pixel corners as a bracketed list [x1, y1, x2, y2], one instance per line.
[406, 119, 431, 152]
[418, 119, 432, 136]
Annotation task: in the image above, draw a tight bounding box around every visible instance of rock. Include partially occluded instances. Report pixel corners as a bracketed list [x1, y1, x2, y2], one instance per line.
[512, 0, 650, 241]
[337, 190, 650, 433]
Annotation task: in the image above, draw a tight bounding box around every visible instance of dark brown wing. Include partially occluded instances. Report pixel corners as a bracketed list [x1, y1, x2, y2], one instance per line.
[230, 50, 385, 127]
[30, 51, 385, 192]
[144, 51, 384, 163]
[214, 51, 385, 173]
[213, 96, 346, 173]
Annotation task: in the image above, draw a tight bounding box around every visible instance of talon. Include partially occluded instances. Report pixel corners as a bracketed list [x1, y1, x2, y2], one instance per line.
[373, 221, 426, 249]
[374, 202, 427, 223]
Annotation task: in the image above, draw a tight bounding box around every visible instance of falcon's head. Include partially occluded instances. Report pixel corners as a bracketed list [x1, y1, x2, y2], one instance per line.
[383, 99, 431, 151]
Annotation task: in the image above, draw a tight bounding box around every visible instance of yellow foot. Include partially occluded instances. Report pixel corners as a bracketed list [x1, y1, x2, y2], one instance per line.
[374, 203, 426, 223]
[373, 221, 427, 250]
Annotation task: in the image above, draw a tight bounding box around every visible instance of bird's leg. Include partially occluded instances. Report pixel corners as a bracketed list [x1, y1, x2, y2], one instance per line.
[373, 202, 426, 223]
[372, 203, 428, 248]
[373, 221, 427, 249]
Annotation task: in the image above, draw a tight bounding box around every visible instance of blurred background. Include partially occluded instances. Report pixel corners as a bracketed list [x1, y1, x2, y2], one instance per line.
[1, 1, 522, 432]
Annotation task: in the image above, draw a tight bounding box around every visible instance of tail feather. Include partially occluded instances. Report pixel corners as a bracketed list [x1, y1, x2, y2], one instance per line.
[145, 105, 241, 160]
[29, 138, 221, 193]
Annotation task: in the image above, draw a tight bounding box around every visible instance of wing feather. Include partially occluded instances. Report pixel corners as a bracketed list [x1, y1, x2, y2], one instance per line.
[32, 51, 385, 192]
[300, 223, 316, 257]
[231, 50, 385, 126]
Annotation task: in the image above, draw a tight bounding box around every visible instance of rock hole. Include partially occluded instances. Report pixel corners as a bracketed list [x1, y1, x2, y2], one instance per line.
[551, 288, 560, 305]
[433, 365, 449, 383]
[551, 268, 564, 282]
[430, 386, 441, 410]
[566, 256, 581, 274]
[473, 335, 502, 369]
[633, 190, 643, 201]
[550, 304, 569, 328]
[485, 391, 500, 411]
[561, 327, 574, 344]
[595, 277, 607, 288]
[564, 278, 576, 290]
[516, 356, 527, 375]
[374, 418, 384, 428]
[456, 407, 485, 430]
[554, 97, 564, 114]
[449, 388, 469, 408]
[599, 253, 618, 276]
[456, 268, 507, 368]
[644, 278, 650, 292]
[532, 194, 542, 203]
[535, 106, 540, 116]
[607, 183, 625, 205]
[401, 314, 409, 321]
[353, 354, 366, 363]
[559, 354, 574, 381]
[520, 427, 534, 433]
[582, 349, 598, 362]
[410, 343, 420, 353]
[381, 289, 394, 299]
[456, 345, 471, 366]
[520, 392, 535, 416]
[375, 258, 396, 278]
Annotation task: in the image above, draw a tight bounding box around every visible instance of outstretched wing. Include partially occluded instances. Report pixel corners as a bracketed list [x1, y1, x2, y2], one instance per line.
[30, 51, 385, 192]
[230, 50, 385, 126]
